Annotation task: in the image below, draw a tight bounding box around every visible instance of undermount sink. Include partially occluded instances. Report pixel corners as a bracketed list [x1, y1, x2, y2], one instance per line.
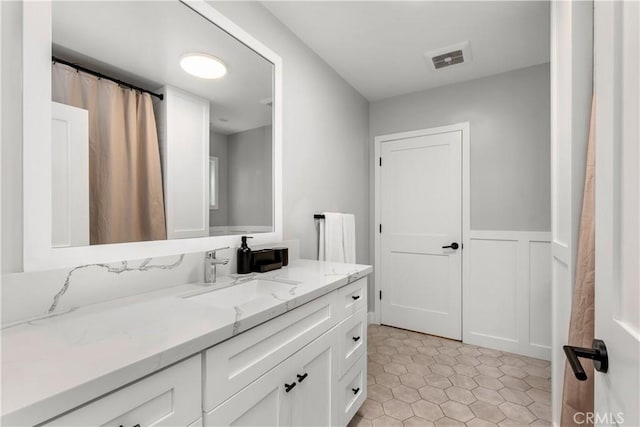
[184, 279, 296, 309]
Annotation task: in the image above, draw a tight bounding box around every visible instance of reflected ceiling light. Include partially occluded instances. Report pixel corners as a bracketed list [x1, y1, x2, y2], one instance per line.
[180, 53, 227, 79]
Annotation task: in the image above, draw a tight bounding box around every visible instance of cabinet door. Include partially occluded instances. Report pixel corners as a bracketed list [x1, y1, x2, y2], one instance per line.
[204, 355, 292, 427]
[204, 290, 337, 411]
[290, 328, 338, 427]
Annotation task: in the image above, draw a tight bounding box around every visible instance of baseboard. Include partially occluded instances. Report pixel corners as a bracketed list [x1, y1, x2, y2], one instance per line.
[368, 312, 377, 325]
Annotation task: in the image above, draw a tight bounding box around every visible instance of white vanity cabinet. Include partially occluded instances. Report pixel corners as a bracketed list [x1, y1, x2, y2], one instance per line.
[204, 278, 368, 427]
[20, 278, 368, 427]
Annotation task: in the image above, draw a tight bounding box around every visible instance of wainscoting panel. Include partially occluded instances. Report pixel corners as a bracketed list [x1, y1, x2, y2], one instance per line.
[467, 238, 519, 342]
[530, 240, 552, 350]
[463, 230, 552, 360]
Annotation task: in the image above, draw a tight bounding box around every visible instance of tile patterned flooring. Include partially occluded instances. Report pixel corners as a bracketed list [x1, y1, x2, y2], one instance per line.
[350, 325, 552, 427]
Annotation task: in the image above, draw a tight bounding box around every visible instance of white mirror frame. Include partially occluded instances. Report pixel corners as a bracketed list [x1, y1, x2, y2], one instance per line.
[22, 0, 283, 271]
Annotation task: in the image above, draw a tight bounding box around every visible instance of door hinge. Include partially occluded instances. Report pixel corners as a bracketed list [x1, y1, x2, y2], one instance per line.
[379, 290, 382, 300]
[379, 157, 382, 167]
[379, 224, 382, 233]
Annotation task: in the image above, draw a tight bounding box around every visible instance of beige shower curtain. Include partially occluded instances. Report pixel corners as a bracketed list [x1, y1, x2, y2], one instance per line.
[52, 63, 167, 244]
[561, 96, 596, 426]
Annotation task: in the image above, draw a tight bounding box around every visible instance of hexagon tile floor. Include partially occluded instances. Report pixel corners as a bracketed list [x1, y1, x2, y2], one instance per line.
[349, 325, 552, 427]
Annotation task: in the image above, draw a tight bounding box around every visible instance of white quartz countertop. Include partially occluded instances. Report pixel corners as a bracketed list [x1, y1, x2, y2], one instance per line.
[1, 259, 372, 426]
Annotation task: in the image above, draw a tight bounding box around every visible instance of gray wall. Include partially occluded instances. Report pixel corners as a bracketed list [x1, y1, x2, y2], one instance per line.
[227, 125, 272, 226]
[211, 1, 370, 264]
[370, 63, 551, 232]
[209, 131, 229, 227]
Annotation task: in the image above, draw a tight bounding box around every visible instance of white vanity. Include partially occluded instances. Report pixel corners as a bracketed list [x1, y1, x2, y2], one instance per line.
[1, 260, 371, 426]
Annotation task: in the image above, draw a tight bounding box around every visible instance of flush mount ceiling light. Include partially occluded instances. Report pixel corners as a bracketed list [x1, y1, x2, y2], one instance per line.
[180, 53, 227, 79]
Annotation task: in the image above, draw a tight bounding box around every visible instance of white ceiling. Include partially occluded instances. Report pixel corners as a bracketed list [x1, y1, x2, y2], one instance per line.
[53, 1, 273, 135]
[262, 1, 550, 102]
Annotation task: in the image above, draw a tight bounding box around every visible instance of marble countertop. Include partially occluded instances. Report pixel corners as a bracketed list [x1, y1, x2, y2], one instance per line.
[1, 259, 372, 426]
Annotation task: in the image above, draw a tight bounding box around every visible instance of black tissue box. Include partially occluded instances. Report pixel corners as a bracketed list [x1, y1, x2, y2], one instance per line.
[250, 249, 282, 273]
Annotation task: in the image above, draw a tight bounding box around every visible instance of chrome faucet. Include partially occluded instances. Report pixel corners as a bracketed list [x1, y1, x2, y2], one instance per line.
[205, 247, 230, 284]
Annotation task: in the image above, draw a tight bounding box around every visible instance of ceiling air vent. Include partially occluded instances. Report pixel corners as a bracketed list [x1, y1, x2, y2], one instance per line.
[432, 50, 464, 69]
[425, 41, 472, 71]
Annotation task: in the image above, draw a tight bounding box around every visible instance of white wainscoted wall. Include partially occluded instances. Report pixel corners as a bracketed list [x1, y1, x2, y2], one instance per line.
[463, 230, 551, 360]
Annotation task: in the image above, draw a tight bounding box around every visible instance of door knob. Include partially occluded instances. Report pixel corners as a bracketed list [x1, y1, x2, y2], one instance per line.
[442, 242, 459, 250]
[563, 339, 608, 381]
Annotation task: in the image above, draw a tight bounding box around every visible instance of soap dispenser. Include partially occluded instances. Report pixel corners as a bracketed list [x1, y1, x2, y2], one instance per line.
[237, 236, 253, 274]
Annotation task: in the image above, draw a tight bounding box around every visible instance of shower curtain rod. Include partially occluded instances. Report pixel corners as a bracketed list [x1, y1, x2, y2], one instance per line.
[52, 56, 164, 101]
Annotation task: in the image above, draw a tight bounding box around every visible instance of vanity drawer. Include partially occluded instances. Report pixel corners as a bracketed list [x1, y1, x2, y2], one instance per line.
[45, 355, 201, 427]
[338, 354, 367, 426]
[204, 291, 338, 411]
[338, 307, 367, 378]
[336, 278, 367, 321]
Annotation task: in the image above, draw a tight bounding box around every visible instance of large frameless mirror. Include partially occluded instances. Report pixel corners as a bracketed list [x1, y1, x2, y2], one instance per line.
[50, 1, 274, 247]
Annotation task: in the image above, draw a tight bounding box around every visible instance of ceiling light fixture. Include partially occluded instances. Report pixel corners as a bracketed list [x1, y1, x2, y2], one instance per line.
[180, 53, 227, 79]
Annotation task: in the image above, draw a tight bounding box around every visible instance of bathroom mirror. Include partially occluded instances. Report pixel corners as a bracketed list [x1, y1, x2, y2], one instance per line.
[22, 0, 282, 270]
[51, 1, 273, 246]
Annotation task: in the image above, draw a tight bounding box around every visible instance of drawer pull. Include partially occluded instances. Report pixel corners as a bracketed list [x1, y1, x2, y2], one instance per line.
[297, 373, 308, 383]
[352, 336, 361, 342]
[352, 387, 360, 395]
[285, 382, 297, 392]
[351, 295, 360, 301]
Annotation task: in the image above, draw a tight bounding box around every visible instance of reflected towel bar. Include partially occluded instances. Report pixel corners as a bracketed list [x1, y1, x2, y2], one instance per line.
[314, 214, 325, 219]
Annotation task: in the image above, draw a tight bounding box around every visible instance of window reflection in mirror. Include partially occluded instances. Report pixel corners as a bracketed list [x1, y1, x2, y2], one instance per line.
[51, 1, 274, 246]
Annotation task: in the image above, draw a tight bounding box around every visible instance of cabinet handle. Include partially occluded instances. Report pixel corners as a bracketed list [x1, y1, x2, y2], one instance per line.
[297, 373, 308, 382]
[285, 382, 296, 392]
[352, 387, 360, 395]
[351, 295, 360, 301]
[352, 336, 361, 342]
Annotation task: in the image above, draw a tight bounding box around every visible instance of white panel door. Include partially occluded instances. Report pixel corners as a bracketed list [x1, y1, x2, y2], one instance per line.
[51, 102, 89, 247]
[593, 1, 640, 425]
[160, 86, 210, 239]
[380, 129, 462, 340]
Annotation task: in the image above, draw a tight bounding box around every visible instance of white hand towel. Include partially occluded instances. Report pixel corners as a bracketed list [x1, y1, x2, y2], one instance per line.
[320, 212, 345, 262]
[342, 213, 356, 263]
[317, 218, 326, 261]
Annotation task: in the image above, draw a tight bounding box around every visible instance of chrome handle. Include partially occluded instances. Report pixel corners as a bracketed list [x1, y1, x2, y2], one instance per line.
[206, 246, 230, 258]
